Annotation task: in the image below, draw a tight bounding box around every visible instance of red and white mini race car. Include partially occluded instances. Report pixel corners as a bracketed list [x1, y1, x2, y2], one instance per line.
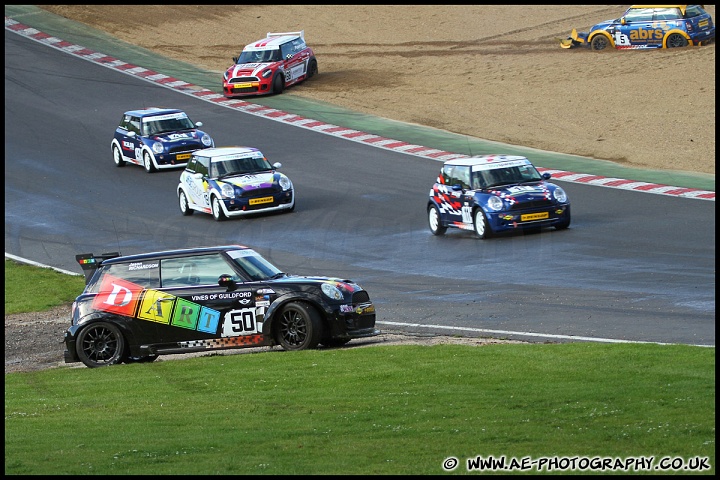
[222, 31, 318, 97]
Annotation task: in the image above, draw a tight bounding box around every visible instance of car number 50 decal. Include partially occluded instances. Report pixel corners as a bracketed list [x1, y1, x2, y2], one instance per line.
[222, 308, 261, 337]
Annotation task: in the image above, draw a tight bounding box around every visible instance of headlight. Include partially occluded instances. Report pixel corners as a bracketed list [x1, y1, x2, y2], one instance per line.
[321, 283, 344, 301]
[279, 176, 291, 191]
[221, 183, 235, 198]
[152, 142, 164, 154]
[201, 134, 213, 147]
[261, 69, 273, 78]
[487, 195, 504, 211]
[554, 187, 567, 203]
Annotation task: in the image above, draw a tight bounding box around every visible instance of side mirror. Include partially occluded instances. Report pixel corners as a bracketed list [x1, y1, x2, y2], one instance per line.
[232, 56, 238, 64]
[620, 17, 626, 25]
[127, 131, 136, 138]
[542, 172, 552, 180]
[452, 184, 463, 191]
[195, 121, 203, 127]
[272, 162, 282, 169]
[218, 274, 236, 290]
[192, 172, 203, 180]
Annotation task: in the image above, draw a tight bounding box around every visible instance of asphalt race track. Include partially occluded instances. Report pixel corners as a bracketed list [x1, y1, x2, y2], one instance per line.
[4, 29, 715, 347]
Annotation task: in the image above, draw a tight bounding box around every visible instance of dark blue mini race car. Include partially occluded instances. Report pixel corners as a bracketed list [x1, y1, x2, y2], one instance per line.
[111, 107, 214, 173]
[560, 4, 715, 50]
[427, 155, 570, 239]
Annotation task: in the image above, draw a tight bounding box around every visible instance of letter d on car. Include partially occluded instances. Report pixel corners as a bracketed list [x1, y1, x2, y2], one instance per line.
[103, 283, 133, 307]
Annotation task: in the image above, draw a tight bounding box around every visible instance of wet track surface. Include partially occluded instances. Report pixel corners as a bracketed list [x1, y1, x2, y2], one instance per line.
[4, 30, 715, 346]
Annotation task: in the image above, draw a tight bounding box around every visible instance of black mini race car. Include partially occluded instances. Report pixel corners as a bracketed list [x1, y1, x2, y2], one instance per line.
[64, 245, 378, 368]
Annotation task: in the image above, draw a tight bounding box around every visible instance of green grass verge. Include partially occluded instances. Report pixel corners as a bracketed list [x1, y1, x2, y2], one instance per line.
[4, 259, 716, 475]
[5, 259, 85, 314]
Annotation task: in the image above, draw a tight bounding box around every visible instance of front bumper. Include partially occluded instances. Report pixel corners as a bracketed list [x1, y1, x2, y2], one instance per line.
[222, 191, 294, 217]
[223, 80, 272, 97]
[488, 205, 570, 233]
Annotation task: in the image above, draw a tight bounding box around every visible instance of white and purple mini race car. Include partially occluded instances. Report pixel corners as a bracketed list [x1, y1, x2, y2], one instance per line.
[177, 146, 295, 221]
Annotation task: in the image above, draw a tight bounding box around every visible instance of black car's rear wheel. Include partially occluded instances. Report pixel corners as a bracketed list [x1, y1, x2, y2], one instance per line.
[76, 322, 125, 368]
[275, 302, 323, 350]
[428, 204, 447, 235]
[179, 190, 194, 216]
[590, 34, 611, 51]
[666, 33, 688, 48]
[112, 144, 125, 167]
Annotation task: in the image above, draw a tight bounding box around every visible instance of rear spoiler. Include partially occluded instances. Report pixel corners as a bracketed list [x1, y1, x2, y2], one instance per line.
[75, 252, 121, 284]
[267, 30, 304, 40]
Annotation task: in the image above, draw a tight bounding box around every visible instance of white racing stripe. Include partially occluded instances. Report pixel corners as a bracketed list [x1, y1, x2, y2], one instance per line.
[377, 321, 714, 347]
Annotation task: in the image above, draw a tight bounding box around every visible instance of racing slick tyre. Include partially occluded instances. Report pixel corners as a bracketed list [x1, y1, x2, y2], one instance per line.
[178, 190, 194, 216]
[307, 59, 318, 79]
[275, 301, 323, 351]
[666, 33, 688, 48]
[473, 209, 492, 239]
[143, 151, 156, 173]
[76, 321, 125, 368]
[211, 196, 226, 221]
[112, 144, 126, 167]
[428, 204, 447, 235]
[272, 73, 285, 95]
[554, 214, 571, 231]
[590, 34, 611, 51]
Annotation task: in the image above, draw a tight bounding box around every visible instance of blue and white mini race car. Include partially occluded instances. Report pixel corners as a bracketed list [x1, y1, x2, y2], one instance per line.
[177, 146, 295, 221]
[427, 155, 570, 239]
[560, 5, 715, 50]
[111, 107, 214, 173]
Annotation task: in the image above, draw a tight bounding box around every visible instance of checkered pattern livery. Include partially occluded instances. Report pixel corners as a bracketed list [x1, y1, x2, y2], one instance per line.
[4, 17, 714, 202]
[179, 334, 265, 350]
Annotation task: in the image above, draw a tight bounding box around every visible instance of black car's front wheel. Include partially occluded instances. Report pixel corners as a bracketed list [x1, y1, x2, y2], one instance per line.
[428, 204, 447, 235]
[275, 302, 323, 351]
[76, 322, 125, 368]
